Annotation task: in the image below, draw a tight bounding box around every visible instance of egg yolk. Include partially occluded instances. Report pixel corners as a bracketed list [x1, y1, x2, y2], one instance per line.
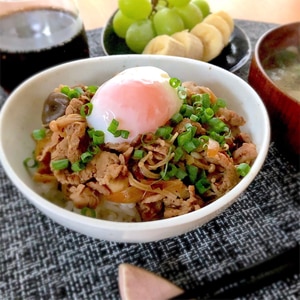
[86, 66, 182, 143]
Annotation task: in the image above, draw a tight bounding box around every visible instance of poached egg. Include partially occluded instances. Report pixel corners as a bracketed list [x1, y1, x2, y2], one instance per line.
[86, 66, 182, 143]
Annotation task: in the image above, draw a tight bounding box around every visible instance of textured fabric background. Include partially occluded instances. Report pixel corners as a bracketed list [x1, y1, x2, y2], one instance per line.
[0, 20, 299, 300]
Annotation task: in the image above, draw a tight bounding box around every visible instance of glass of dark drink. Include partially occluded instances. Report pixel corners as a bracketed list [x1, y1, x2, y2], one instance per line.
[0, 0, 90, 93]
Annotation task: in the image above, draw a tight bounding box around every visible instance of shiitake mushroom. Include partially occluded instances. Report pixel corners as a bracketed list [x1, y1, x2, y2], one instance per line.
[42, 92, 69, 127]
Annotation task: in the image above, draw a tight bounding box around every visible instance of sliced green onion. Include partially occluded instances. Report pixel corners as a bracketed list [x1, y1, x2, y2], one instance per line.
[68, 89, 81, 99]
[51, 159, 69, 170]
[174, 146, 184, 162]
[81, 207, 96, 218]
[175, 168, 188, 180]
[199, 135, 209, 149]
[155, 126, 173, 139]
[185, 124, 197, 136]
[166, 163, 177, 177]
[186, 164, 198, 183]
[191, 94, 201, 103]
[60, 86, 71, 96]
[213, 98, 227, 111]
[183, 140, 198, 153]
[207, 117, 228, 133]
[86, 85, 98, 93]
[23, 157, 38, 168]
[113, 130, 121, 137]
[195, 176, 210, 194]
[133, 149, 145, 160]
[201, 93, 211, 108]
[32, 128, 46, 140]
[177, 130, 193, 147]
[108, 119, 119, 134]
[74, 87, 84, 95]
[120, 130, 130, 139]
[87, 144, 100, 155]
[92, 130, 105, 145]
[171, 112, 183, 124]
[237, 163, 251, 177]
[177, 86, 187, 100]
[209, 131, 225, 145]
[180, 104, 193, 117]
[81, 151, 93, 163]
[204, 107, 214, 120]
[169, 77, 181, 88]
[80, 103, 93, 117]
[190, 114, 198, 122]
[71, 160, 85, 172]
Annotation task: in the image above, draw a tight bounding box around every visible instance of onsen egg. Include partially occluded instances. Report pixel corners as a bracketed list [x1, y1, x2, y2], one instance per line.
[86, 66, 182, 143]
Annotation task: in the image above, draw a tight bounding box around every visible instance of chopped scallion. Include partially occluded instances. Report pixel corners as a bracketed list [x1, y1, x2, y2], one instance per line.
[80, 103, 93, 117]
[177, 86, 187, 100]
[176, 168, 188, 180]
[155, 126, 173, 139]
[81, 207, 96, 218]
[237, 163, 251, 177]
[171, 112, 183, 124]
[186, 164, 198, 183]
[207, 117, 228, 133]
[32, 128, 46, 140]
[86, 85, 98, 93]
[177, 130, 193, 147]
[71, 160, 85, 172]
[108, 119, 119, 134]
[51, 159, 69, 170]
[174, 147, 184, 162]
[88, 144, 100, 155]
[183, 140, 197, 153]
[92, 130, 105, 145]
[133, 149, 145, 160]
[120, 130, 130, 139]
[190, 114, 198, 122]
[81, 151, 93, 163]
[169, 77, 181, 88]
[195, 177, 210, 194]
[23, 157, 38, 168]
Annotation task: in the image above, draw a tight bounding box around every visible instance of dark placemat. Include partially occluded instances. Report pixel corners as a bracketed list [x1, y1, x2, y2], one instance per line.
[0, 20, 299, 299]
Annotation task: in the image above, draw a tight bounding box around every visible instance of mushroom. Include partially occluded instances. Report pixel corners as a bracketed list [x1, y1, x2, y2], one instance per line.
[42, 92, 70, 127]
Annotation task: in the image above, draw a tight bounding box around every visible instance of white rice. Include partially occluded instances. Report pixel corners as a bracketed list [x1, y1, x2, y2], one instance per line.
[37, 182, 141, 222]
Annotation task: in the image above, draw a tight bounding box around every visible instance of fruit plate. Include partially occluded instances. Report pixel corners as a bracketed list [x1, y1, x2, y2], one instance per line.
[101, 12, 251, 72]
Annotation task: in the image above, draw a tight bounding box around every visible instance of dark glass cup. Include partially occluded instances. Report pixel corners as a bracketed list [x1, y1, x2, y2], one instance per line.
[0, 0, 90, 93]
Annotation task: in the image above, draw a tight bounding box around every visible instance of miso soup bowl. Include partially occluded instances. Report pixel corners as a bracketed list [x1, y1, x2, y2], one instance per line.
[0, 55, 270, 243]
[248, 22, 300, 154]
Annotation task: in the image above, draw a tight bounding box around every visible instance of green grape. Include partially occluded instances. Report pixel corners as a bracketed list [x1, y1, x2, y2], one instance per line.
[153, 8, 184, 35]
[191, 0, 210, 18]
[113, 10, 136, 38]
[125, 19, 156, 53]
[118, 0, 152, 20]
[168, 0, 191, 7]
[173, 3, 203, 30]
[155, 0, 168, 11]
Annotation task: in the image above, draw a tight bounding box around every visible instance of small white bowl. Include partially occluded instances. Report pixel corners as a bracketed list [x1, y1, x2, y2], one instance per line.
[0, 55, 270, 243]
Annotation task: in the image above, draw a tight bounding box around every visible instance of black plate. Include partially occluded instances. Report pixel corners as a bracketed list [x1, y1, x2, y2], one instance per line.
[101, 13, 251, 72]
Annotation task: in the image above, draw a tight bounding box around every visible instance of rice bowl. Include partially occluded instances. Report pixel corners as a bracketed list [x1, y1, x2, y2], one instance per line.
[0, 55, 270, 243]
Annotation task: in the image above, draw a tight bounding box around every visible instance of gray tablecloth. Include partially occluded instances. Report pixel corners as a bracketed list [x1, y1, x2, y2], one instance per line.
[0, 20, 299, 299]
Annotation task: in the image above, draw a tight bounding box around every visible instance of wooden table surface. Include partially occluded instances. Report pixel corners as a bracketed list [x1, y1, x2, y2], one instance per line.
[77, 0, 300, 30]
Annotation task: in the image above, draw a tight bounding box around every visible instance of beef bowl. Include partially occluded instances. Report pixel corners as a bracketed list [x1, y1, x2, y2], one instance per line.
[0, 55, 270, 243]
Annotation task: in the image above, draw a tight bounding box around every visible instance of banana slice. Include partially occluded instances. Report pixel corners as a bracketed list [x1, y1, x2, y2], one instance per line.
[190, 22, 224, 62]
[143, 35, 186, 57]
[203, 14, 231, 45]
[214, 10, 234, 33]
[172, 30, 204, 60]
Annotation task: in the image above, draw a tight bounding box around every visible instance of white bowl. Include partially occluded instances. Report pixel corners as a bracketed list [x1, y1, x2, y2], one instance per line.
[0, 55, 270, 243]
